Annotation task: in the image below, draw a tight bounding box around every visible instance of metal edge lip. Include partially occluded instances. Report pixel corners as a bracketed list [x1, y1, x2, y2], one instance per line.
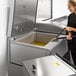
[11, 31, 62, 50]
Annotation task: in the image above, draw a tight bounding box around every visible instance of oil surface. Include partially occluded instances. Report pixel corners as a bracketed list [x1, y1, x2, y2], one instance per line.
[32, 41, 46, 46]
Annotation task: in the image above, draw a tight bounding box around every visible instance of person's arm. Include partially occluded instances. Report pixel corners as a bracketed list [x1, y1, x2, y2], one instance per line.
[71, 27, 76, 32]
[65, 26, 76, 32]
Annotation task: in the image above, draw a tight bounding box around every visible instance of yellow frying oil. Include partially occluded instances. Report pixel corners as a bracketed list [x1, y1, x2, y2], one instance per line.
[32, 41, 46, 46]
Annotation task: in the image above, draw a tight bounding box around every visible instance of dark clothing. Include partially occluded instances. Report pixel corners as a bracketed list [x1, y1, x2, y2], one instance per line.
[68, 13, 76, 35]
[67, 13, 76, 65]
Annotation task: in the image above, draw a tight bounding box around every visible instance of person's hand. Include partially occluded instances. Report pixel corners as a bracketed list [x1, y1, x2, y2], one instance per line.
[66, 35, 72, 40]
[66, 32, 72, 40]
[65, 27, 72, 32]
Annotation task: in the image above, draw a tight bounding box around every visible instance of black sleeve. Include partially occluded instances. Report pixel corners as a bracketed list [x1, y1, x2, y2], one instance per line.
[67, 15, 70, 27]
[66, 16, 70, 35]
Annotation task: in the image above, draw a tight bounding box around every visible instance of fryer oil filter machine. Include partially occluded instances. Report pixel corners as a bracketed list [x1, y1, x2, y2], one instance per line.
[23, 55, 76, 76]
[8, 0, 68, 76]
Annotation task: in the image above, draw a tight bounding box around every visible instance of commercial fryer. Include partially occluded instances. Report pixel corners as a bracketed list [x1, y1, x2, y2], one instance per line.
[8, 0, 68, 76]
